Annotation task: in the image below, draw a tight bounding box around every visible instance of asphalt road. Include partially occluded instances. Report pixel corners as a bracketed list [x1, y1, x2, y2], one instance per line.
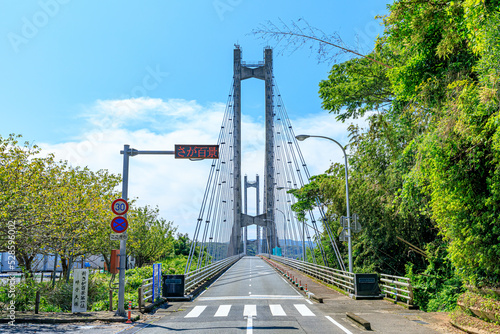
[135, 256, 361, 334]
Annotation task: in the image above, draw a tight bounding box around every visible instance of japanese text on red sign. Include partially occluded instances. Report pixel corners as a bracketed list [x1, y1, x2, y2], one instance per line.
[175, 145, 219, 159]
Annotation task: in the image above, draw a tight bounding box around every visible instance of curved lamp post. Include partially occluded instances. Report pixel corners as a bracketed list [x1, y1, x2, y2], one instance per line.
[276, 187, 306, 262]
[275, 208, 287, 258]
[295, 134, 353, 273]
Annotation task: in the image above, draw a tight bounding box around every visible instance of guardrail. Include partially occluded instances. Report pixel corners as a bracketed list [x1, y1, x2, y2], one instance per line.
[138, 277, 153, 312]
[265, 255, 355, 294]
[380, 273, 413, 305]
[184, 254, 242, 294]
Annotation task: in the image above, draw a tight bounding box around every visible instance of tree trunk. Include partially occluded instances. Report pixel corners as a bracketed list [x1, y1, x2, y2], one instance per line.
[61, 256, 69, 280]
[17, 253, 34, 278]
[102, 253, 110, 272]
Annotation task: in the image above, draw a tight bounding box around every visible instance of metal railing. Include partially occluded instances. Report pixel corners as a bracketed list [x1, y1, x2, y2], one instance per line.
[267, 255, 355, 294]
[184, 254, 242, 294]
[380, 273, 413, 305]
[138, 277, 153, 312]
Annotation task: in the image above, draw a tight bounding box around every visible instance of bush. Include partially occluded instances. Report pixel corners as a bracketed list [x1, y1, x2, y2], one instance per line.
[406, 242, 464, 312]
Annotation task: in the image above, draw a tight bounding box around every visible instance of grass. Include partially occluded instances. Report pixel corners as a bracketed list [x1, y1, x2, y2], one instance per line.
[0, 255, 189, 313]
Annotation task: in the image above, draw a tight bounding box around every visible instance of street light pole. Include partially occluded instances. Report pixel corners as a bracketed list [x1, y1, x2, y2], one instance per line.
[117, 144, 131, 316]
[275, 209, 287, 257]
[295, 134, 353, 273]
[276, 187, 306, 262]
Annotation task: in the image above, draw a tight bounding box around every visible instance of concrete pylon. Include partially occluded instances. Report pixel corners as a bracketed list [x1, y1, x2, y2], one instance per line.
[227, 46, 276, 257]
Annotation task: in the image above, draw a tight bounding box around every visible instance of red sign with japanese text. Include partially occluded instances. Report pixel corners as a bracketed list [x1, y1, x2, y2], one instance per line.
[175, 145, 219, 159]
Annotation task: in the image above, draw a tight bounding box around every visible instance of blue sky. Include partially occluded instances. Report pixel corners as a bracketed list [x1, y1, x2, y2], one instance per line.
[1, 0, 389, 238]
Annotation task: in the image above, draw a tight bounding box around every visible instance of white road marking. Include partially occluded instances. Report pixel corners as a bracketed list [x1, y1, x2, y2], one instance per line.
[244, 305, 257, 317]
[294, 304, 315, 317]
[246, 315, 253, 334]
[325, 316, 353, 334]
[185, 305, 206, 318]
[214, 305, 231, 317]
[269, 304, 287, 316]
[306, 299, 313, 304]
[198, 295, 303, 301]
[279, 275, 303, 296]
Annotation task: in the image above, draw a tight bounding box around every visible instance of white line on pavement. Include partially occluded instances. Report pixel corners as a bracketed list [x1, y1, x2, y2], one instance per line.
[325, 316, 353, 334]
[214, 305, 231, 317]
[246, 316, 253, 334]
[294, 304, 315, 317]
[243, 305, 257, 317]
[198, 295, 303, 301]
[270, 304, 287, 316]
[184, 305, 206, 318]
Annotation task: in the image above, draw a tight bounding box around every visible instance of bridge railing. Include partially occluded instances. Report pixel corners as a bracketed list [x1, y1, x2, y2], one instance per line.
[266, 255, 355, 294]
[184, 254, 243, 294]
[380, 273, 414, 305]
[138, 277, 153, 312]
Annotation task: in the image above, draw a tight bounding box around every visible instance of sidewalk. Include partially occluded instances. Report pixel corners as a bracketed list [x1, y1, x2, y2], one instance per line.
[0, 311, 141, 324]
[263, 257, 463, 334]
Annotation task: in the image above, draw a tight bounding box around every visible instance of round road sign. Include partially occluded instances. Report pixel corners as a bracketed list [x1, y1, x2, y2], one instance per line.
[111, 216, 128, 234]
[111, 199, 129, 215]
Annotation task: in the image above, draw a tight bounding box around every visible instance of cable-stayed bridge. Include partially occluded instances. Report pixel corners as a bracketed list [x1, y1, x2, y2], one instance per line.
[185, 46, 344, 273]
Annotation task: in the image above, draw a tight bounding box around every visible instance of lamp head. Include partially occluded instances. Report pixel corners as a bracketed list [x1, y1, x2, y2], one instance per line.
[295, 135, 310, 141]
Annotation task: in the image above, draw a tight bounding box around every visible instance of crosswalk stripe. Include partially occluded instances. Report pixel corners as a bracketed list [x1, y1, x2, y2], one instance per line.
[243, 305, 257, 317]
[269, 304, 287, 316]
[184, 304, 318, 319]
[185, 305, 207, 318]
[214, 305, 231, 317]
[294, 304, 315, 317]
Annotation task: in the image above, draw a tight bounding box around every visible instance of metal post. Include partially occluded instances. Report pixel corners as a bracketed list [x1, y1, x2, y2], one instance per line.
[118, 144, 130, 316]
[256, 174, 260, 254]
[244, 175, 248, 255]
[295, 135, 353, 272]
[35, 291, 40, 314]
[276, 209, 287, 257]
[302, 219, 306, 262]
[343, 150, 352, 273]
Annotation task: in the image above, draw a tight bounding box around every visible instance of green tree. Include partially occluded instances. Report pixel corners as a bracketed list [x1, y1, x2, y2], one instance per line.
[127, 206, 177, 267]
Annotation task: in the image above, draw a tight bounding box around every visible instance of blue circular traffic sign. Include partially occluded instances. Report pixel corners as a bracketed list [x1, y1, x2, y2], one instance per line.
[111, 216, 128, 233]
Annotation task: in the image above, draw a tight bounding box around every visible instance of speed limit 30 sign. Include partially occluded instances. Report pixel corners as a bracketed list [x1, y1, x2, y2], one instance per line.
[111, 198, 129, 215]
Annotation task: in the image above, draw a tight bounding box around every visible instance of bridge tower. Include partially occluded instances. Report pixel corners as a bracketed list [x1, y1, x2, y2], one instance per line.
[228, 46, 277, 256]
[244, 174, 260, 254]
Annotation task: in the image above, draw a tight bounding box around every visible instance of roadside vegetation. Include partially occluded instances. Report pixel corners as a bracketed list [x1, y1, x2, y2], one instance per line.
[257, 0, 500, 318]
[0, 135, 197, 312]
[0, 255, 190, 313]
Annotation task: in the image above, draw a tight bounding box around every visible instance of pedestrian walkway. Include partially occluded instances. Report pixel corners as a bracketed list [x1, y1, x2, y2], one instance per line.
[264, 258, 462, 334]
[183, 303, 317, 319]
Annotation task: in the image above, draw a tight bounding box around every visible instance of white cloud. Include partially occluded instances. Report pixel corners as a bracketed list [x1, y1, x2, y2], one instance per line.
[40, 98, 368, 239]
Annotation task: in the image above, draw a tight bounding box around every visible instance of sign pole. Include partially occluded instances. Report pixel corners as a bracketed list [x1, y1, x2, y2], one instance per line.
[117, 144, 130, 316]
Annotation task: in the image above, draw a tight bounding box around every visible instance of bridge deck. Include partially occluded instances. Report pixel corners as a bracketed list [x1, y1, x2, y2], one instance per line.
[140, 256, 450, 333]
